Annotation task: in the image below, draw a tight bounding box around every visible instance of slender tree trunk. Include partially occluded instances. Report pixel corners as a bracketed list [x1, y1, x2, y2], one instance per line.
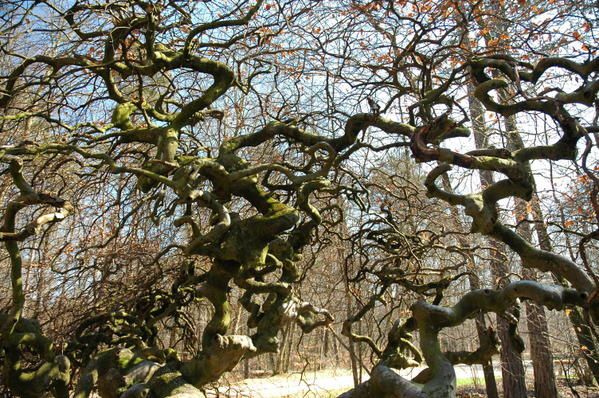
[268, 353, 277, 375]
[467, 81, 528, 398]
[441, 173, 499, 398]
[243, 322, 250, 378]
[357, 321, 363, 382]
[502, 108, 558, 398]
[471, 278, 500, 398]
[342, 247, 360, 386]
[533, 197, 599, 384]
[524, 267, 559, 397]
[275, 323, 290, 374]
[491, 251, 529, 398]
[283, 323, 294, 373]
[332, 327, 340, 365]
[512, 201, 558, 398]
[323, 328, 330, 369]
[514, 221, 557, 397]
[243, 358, 250, 379]
[318, 328, 325, 371]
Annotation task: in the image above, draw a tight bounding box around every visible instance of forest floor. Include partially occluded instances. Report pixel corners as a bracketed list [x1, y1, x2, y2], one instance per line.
[205, 364, 599, 397]
[458, 378, 599, 398]
[206, 365, 486, 397]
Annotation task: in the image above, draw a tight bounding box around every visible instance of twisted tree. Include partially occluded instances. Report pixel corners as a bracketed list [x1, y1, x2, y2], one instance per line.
[317, 2, 599, 396]
[337, 47, 599, 398]
[0, 1, 598, 398]
[0, 1, 341, 396]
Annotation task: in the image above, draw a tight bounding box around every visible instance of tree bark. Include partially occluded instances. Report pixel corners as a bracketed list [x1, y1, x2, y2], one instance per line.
[512, 204, 558, 398]
[532, 198, 599, 384]
[502, 107, 558, 398]
[523, 269, 559, 397]
[342, 246, 361, 386]
[441, 173, 499, 398]
[492, 255, 528, 398]
[471, 280, 500, 398]
[467, 80, 527, 398]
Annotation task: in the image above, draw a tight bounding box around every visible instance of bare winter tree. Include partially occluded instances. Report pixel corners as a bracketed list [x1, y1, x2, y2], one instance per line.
[0, 1, 597, 398]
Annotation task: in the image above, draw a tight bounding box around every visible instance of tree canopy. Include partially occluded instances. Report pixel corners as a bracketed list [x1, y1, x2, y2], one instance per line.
[0, 1, 598, 398]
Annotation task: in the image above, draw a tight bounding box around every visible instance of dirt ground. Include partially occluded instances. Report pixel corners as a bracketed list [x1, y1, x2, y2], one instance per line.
[206, 368, 599, 398]
[457, 379, 599, 398]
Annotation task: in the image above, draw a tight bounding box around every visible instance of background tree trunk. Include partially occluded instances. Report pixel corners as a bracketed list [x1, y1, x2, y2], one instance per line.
[534, 196, 599, 384]
[502, 110, 558, 398]
[343, 247, 361, 386]
[467, 80, 528, 398]
[441, 173, 499, 398]
[491, 252, 529, 398]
